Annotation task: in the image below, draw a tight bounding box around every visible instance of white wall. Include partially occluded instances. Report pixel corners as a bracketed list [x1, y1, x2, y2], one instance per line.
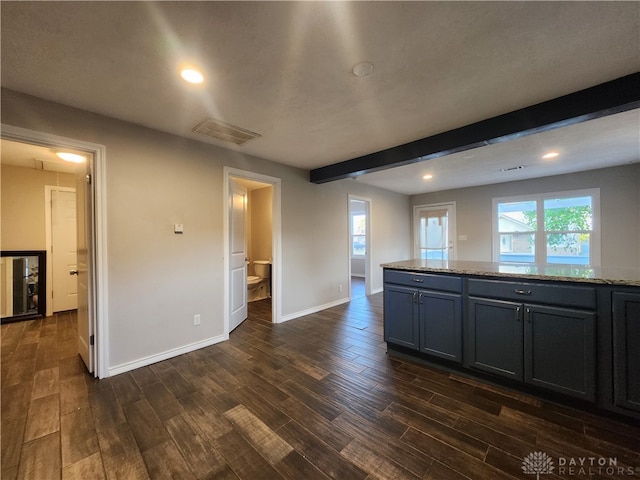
[1, 88, 411, 373]
[411, 164, 640, 269]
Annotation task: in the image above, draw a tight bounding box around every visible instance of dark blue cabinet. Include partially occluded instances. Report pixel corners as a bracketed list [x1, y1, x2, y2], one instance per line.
[612, 292, 640, 413]
[467, 280, 597, 402]
[384, 271, 462, 362]
[525, 305, 596, 401]
[467, 298, 523, 381]
[418, 291, 461, 362]
[383, 284, 419, 350]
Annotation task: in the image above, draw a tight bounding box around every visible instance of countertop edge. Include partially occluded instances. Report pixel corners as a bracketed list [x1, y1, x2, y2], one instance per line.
[381, 262, 640, 287]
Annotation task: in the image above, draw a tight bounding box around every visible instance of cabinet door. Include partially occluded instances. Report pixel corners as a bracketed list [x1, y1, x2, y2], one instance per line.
[524, 305, 596, 401]
[419, 291, 462, 363]
[384, 285, 419, 350]
[612, 292, 640, 412]
[467, 298, 523, 381]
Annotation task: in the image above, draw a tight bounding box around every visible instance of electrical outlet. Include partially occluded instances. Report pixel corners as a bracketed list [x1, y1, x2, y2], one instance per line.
[193, 314, 201, 326]
[338, 284, 343, 293]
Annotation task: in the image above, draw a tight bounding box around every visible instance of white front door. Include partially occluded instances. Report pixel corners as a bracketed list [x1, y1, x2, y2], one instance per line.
[414, 203, 456, 260]
[51, 189, 78, 312]
[76, 159, 94, 373]
[229, 179, 248, 331]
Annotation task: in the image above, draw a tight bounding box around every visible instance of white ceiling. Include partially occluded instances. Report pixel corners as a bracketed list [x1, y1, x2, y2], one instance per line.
[2, 1, 639, 194]
[1, 139, 80, 174]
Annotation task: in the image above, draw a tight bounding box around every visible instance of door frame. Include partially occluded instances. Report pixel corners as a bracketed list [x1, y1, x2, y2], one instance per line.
[1, 124, 109, 378]
[413, 202, 457, 260]
[348, 195, 372, 297]
[44, 185, 76, 316]
[223, 167, 282, 332]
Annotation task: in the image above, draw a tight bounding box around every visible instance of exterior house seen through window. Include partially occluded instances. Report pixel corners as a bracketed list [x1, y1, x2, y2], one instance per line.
[352, 214, 366, 256]
[493, 189, 600, 266]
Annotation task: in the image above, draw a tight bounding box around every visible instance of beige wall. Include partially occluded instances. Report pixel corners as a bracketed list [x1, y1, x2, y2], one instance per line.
[1, 88, 411, 372]
[248, 186, 272, 273]
[1, 164, 76, 250]
[411, 163, 640, 269]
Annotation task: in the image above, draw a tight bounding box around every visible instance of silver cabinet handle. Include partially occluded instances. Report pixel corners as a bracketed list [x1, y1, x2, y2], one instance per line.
[413, 292, 418, 303]
[516, 306, 521, 321]
[514, 289, 531, 295]
[412, 278, 424, 283]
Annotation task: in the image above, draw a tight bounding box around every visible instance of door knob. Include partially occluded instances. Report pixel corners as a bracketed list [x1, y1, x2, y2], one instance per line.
[69, 270, 79, 275]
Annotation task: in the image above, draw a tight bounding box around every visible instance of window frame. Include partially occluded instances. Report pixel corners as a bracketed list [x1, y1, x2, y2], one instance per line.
[492, 188, 601, 266]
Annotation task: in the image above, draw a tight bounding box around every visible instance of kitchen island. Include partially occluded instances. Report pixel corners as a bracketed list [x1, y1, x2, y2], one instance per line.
[381, 259, 640, 419]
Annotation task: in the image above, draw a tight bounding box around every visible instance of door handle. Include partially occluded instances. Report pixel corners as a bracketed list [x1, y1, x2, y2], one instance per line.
[69, 270, 79, 276]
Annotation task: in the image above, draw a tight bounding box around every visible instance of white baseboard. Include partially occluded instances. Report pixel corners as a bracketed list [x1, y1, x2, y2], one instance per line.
[279, 297, 350, 323]
[108, 333, 228, 377]
[371, 287, 383, 295]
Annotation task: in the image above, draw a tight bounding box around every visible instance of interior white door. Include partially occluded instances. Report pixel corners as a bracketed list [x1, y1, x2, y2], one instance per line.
[51, 189, 78, 312]
[414, 203, 456, 260]
[76, 158, 94, 373]
[229, 179, 248, 331]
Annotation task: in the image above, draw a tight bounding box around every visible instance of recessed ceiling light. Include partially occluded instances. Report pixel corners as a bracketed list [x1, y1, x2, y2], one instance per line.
[422, 174, 433, 180]
[181, 68, 204, 84]
[352, 62, 374, 77]
[542, 151, 559, 159]
[56, 152, 85, 163]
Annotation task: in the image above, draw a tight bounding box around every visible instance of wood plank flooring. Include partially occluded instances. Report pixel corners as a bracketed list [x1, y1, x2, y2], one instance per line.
[2, 295, 640, 479]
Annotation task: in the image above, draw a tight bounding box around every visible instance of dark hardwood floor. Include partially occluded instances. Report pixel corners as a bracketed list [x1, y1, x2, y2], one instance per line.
[2, 294, 639, 479]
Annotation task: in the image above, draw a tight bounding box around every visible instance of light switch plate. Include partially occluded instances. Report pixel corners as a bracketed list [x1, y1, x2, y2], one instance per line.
[174, 223, 184, 234]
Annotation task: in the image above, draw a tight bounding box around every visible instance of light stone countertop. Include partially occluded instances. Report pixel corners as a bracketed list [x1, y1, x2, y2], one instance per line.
[381, 259, 640, 287]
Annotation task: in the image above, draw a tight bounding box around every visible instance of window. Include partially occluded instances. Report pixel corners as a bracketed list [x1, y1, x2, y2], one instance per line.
[493, 189, 600, 265]
[352, 214, 366, 256]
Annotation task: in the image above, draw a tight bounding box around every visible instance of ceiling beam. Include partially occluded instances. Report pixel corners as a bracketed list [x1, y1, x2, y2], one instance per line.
[310, 72, 640, 184]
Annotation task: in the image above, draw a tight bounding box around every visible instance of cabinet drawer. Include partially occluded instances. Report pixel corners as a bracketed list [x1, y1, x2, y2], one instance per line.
[468, 279, 596, 309]
[384, 270, 462, 293]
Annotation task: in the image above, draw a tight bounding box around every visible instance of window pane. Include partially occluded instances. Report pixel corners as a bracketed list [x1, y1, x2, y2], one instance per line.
[498, 201, 537, 231]
[544, 196, 592, 231]
[352, 215, 366, 235]
[546, 233, 590, 264]
[352, 235, 366, 256]
[420, 248, 448, 261]
[499, 233, 535, 263]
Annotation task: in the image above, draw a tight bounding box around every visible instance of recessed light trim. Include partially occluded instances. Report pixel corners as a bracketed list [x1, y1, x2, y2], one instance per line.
[181, 68, 204, 84]
[56, 152, 85, 163]
[542, 151, 559, 159]
[422, 174, 433, 180]
[352, 62, 374, 77]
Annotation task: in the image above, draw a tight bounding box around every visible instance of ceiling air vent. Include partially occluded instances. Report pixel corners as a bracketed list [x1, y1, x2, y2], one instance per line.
[192, 118, 261, 145]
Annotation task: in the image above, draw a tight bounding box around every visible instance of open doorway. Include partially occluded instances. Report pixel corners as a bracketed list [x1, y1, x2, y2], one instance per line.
[1, 125, 108, 378]
[348, 195, 372, 299]
[223, 167, 281, 334]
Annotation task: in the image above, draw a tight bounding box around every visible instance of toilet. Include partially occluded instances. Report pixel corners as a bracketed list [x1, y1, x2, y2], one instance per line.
[247, 260, 271, 302]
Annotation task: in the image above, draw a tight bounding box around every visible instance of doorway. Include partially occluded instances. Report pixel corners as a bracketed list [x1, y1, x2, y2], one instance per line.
[1, 124, 108, 377]
[223, 167, 281, 334]
[348, 195, 372, 299]
[413, 202, 457, 260]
